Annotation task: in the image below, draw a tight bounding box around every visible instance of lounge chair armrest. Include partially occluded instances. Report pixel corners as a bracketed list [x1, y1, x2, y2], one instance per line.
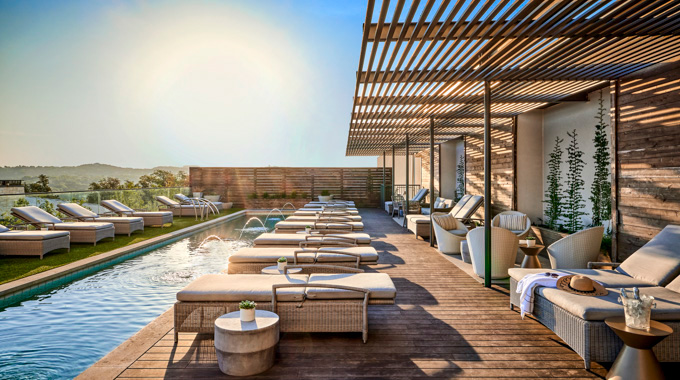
[283, 264, 363, 274]
[299, 240, 358, 248]
[272, 282, 369, 311]
[587, 261, 621, 269]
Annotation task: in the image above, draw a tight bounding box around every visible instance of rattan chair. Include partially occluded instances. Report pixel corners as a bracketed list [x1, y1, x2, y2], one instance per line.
[431, 213, 468, 254]
[546, 226, 604, 269]
[491, 211, 532, 239]
[467, 226, 519, 279]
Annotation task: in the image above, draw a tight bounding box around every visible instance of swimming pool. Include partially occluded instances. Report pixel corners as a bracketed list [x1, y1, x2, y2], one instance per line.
[0, 214, 282, 380]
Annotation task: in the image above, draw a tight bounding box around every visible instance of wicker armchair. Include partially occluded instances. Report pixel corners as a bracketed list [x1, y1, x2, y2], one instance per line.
[491, 211, 531, 239]
[431, 213, 468, 254]
[467, 227, 519, 279]
[547, 226, 604, 269]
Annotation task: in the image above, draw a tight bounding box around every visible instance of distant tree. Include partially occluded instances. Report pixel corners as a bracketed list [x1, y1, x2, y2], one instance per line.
[590, 90, 612, 226]
[89, 177, 122, 190]
[137, 170, 188, 188]
[176, 171, 190, 187]
[123, 180, 138, 189]
[563, 130, 587, 233]
[543, 137, 564, 231]
[24, 174, 52, 193]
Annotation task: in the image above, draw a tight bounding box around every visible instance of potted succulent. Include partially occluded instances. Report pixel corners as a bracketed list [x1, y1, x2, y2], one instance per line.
[526, 236, 536, 247]
[318, 190, 332, 202]
[305, 225, 312, 234]
[277, 256, 287, 271]
[239, 300, 256, 322]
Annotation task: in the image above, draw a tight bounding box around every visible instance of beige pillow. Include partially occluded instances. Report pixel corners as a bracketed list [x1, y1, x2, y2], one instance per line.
[433, 213, 458, 230]
[499, 214, 526, 231]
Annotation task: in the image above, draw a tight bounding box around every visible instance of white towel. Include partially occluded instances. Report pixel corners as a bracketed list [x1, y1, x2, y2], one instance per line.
[516, 272, 568, 318]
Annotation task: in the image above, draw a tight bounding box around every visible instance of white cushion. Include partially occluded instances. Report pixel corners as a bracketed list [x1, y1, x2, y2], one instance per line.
[306, 273, 396, 300]
[11, 206, 61, 224]
[176, 274, 308, 302]
[228, 248, 316, 263]
[617, 225, 680, 286]
[0, 224, 8, 233]
[0, 230, 70, 241]
[58, 203, 98, 218]
[498, 214, 526, 231]
[101, 200, 134, 213]
[254, 233, 371, 245]
[53, 222, 114, 231]
[314, 247, 379, 263]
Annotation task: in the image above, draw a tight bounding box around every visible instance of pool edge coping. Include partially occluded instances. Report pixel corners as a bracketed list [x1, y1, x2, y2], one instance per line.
[0, 210, 247, 299]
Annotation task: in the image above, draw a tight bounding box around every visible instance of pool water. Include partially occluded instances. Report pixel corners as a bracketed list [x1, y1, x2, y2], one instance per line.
[0, 214, 282, 380]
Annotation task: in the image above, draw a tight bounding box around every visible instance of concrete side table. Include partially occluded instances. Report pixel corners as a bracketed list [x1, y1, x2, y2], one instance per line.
[214, 310, 280, 376]
[519, 244, 544, 268]
[605, 316, 673, 380]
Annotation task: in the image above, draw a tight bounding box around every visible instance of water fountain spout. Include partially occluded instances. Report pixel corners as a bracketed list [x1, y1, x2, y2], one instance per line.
[281, 202, 296, 210]
[264, 208, 286, 225]
[238, 217, 269, 240]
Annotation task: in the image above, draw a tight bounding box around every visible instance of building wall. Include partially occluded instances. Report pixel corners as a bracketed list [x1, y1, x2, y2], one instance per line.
[516, 110, 544, 223]
[440, 138, 464, 200]
[614, 58, 680, 260]
[0, 186, 24, 195]
[415, 147, 440, 202]
[376, 155, 422, 188]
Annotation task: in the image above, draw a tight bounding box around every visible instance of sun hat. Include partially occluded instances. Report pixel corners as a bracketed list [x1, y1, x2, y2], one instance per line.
[556, 275, 608, 297]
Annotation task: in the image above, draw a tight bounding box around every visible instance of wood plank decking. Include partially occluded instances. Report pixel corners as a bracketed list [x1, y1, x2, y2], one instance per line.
[106, 209, 609, 379]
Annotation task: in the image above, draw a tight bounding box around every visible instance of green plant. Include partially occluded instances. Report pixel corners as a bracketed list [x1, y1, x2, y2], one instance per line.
[239, 300, 256, 309]
[526, 236, 536, 241]
[543, 136, 564, 230]
[277, 257, 287, 263]
[247, 192, 258, 199]
[262, 192, 270, 199]
[24, 174, 52, 193]
[300, 192, 308, 199]
[564, 130, 587, 233]
[456, 155, 465, 201]
[290, 191, 298, 199]
[305, 225, 312, 229]
[590, 90, 612, 226]
[320, 190, 330, 196]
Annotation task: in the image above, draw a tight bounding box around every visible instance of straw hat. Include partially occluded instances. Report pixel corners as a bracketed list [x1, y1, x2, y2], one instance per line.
[556, 275, 608, 297]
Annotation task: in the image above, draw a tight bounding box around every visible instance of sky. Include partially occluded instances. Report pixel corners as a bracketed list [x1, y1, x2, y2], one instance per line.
[0, 0, 375, 168]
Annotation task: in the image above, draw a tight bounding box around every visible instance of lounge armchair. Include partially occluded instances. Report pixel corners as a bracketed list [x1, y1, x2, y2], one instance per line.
[0, 224, 70, 259]
[274, 217, 364, 233]
[174, 193, 223, 211]
[174, 268, 396, 343]
[227, 246, 379, 273]
[57, 203, 144, 236]
[468, 226, 519, 279]
[11, 206, 115, 246]
[509, 225, 680, 369]
[254, 231, 372, 247]
[431, 213, 468, 254]
[547, 226, 604, 269]
[100, 200, 173, 227]
[491, 211, 531, 239]
[406, 195, 483, 239]
[156, 196, 212, 219]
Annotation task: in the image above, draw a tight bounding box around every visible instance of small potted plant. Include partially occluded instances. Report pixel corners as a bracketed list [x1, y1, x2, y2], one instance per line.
[318, 190, 331, 202]
[526, 236, 536, 247]
[305, 225, 312, 234]
[277, 256, 287, 271]
[239, 300, 256, 322]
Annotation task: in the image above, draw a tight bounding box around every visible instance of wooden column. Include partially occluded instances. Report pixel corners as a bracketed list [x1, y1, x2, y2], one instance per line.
[484, 81, 492, 288]
[610, 80, 620, 262]
[430, 116, 435, 247]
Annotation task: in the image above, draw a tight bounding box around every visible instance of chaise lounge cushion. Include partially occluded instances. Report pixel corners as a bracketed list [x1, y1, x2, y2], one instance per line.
[254, 233, 371, 245]
[616, 225, 680, 286]
[0, 224, 8, 233]
[315, 247, 379, 263]
[228, 248, 316, 263]
[305, 273, 396, 300]
[51, 222, 113, 231]
[406, 215, 430, 224]
[536, 286, 680, 321]
[0, 230, 70, 241]
[508, 268, 656, 288]
[176, 274, 308, 302]
[11, 206, 61, 224]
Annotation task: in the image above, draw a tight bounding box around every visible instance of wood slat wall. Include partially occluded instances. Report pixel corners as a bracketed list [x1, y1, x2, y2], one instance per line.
[615, 58, 680, 259]
[190, 167, 392, 208]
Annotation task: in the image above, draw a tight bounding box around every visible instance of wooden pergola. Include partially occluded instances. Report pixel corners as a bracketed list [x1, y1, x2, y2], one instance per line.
[346, 0, 680, 287]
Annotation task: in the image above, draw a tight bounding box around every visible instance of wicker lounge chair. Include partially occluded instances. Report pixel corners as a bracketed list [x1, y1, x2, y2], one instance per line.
[0, 224, 70, 259]
[227, 246, 379, 273]
[254, 231, 372, 247]
[491, 211, 532, 239]
[101, 200, 173, 227]
[174, 193, 223, 211]
[546, 226, 604, 269]
[468, 226, 519, 279]
[274, 218, 364, 233]
[156, 196, 211, 218]
[509, 225, 680, 369]
[285, 214, 363, 222]
[174, 268, 396, 343]
[295, 208, 360, 215]
[406, 195, 483, 239]
[57, 203, 144, 236]
[11, 206, 115, 246]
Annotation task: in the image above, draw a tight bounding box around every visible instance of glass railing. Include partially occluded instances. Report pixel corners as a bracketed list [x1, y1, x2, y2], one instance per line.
[0, 187, 190, 225]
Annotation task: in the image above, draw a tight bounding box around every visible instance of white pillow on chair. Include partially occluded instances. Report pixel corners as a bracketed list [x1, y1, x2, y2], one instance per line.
[498, 214, 526, 231]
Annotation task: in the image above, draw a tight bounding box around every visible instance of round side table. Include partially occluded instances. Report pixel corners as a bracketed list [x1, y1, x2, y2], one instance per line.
[605, 316, 673, 380]
[214, 310, 280, 376]
[519, 243, 544, 268]
[261, 265, 303, 275]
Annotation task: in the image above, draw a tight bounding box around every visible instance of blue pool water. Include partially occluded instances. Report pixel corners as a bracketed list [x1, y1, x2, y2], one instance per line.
[0, 214, 281, 380]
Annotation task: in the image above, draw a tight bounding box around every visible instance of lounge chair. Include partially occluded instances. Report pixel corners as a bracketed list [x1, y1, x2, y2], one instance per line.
[156, 196, 213, 218]
[0, 224, 70, 259]
[227, 246, 379, 273]
[546, 226, 604, 269]
[174, 268, 396, 343]
[285, 214, 363, 222]
[254, 231, 372, 247]
[468, 226, 519, 279]
[101, 200, 173, 227]
[509, 225, 680, 369]
[431, 213, 468, 254]
[274, 217, 364, 233]
[388, 188, 429, 217]
[57, 203, 144, 236]
[420, 197, 454, 215]
[491, 211, 532, 239]
[295, 208, 360, 215]
[11, 206, 115, 246]
[406, 195, 483, 239]
[174, 193, 223, 211]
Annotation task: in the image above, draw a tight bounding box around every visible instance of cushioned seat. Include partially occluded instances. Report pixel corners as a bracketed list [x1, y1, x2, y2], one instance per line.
[0, 230, 70, 241]
[537, 286, 680, 321]
[229, 248, 316, 263]
[508, 268, 657, 288]
[51, 222, 115, 230]
[296, 208, 359, 215]
[616, 224, 680, 286]
[406, 215, 430, 224]
[285, 215, 362, 222]
[315, 247, 379, 263]
[275, 221, 364, 231]
[176, 274, 308, 302]
[306, 273, 396, 300]
[254, 233, 371, 246]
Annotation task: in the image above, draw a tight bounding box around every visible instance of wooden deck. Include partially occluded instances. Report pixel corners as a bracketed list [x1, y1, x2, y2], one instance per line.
[103, 209, 610, 379]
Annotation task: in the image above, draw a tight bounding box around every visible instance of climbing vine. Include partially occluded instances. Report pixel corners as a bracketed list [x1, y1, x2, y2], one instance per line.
[590, 90, 612, 226]
[456, 154, 465, 201]
[564, 129, 587, 233]
[543, 137, 564, 230]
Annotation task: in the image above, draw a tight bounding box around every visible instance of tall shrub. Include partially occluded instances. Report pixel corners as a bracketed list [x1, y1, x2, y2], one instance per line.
[564, 130, 587, 233]
[456, 155, 465, 201]
[543, 137, 564, 230]
[590, 90, 612, 226]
